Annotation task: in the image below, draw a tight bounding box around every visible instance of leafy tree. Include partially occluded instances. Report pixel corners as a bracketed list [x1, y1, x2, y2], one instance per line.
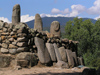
[64, 17, 100, 69]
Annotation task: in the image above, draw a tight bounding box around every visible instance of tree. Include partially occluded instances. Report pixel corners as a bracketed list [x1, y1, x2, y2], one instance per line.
[64, 17, 100, 69]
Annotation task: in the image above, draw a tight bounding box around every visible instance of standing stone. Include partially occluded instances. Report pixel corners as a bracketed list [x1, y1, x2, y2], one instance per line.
[77, 57, 84, 65]
[46, 43, 56, 62]
[34, 14, 43, 31]
[72, 52, 78, 66]
[58, 47, 67, 62]
[34, 37, 51, 64]
[53, 43, 62, 61]
[12, 4, 20, 24]
[66, 49, 75, 68]
[50, 21, 61, 37]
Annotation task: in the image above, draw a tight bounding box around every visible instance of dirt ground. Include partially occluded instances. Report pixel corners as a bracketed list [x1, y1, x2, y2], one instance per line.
[0, 66, 84, 75]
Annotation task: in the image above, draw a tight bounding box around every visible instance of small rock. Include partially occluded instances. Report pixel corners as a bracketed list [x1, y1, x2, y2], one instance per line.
[17, 42, 28, 47]
[9, 44, 18, 49]
[9, 49, 17, 54]
[2, 43, 8, 48]
[1, 48, 9, 53]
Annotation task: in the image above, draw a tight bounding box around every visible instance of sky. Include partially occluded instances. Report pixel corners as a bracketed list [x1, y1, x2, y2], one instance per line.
[0, 0, 100, 23]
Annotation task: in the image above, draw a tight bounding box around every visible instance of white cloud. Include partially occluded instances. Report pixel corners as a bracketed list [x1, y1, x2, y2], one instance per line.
[51, 8, 70, 14]
[21, 14, 35, 22]
[94, 15, 100, 20]
[40, 13, 69, 17]
[0, 17, 10, 23]
[88, 0, 100, 15]
[51, 8, 61, 14]
[70, 4, 85, 17]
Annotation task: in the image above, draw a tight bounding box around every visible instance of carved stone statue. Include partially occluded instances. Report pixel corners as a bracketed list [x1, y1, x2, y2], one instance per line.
[34, 14, 43, 31]
[12, 4, 20, 24]
[50, 21, 61, 37]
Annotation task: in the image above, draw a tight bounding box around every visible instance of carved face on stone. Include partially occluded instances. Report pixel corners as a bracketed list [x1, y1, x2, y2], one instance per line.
[50, 21, 61, 37]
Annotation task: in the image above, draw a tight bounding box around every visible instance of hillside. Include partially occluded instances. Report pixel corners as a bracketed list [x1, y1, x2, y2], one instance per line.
[26, 17, 97, 32]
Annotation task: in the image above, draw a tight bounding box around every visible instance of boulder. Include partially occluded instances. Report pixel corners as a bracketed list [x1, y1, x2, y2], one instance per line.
[34, 37, 51, 64]
[58, 47, 67, 62]
[66, 49, 75, 68]
[54, 61, 69, 69]
[16, 52, 38, 67]
[53, 43, 62, 61]
[9, 38, 14, 42]
[0, 55, 12, 68]
[46, 43, 56, 62]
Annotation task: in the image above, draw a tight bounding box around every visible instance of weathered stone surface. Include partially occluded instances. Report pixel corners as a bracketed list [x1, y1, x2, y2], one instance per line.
[0, 55, 12, 68]
[16, 52, 38, 67]
[53, 43, 62, 61]
[1, 32, 9, 36]
[9, 38, 14, 42]
[9, 44, 18, 49]
[17, 60, 28, 67]
[46, 43, 56, 62]
[72, 52, 78, 66]
[1, 36, 6, 40]
[17, 33, 27, 37]
[34, 37, 51, 64]
[50, 21, 61, 37]
[77, 57, 84, 65]
[3, 28, 8, 32]
[12, 4, 20, 24]
[12, 42, 17, 45]
[17, 47, 28, 53]
[9, 49, 17, 54]
[1, 48, 9, 53]
[55, 61, 69, 69]
[17, 37, 27, 42]
[58, 47, 67, 62]
[34, 14, 43, 31]
[2, 43, 8, 48]
[10, 32, 15, 36]
[66, 49, 75, 68]
[17, 42, 27, 47]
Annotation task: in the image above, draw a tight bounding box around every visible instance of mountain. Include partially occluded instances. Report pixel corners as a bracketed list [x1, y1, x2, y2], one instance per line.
[26, 17, 97, 32]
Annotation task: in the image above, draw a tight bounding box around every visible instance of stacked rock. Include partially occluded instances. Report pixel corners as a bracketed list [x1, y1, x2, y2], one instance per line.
[0, 21, 30, 54]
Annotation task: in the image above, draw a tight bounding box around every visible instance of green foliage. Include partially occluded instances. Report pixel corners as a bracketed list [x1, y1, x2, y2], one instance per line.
[64, 17, 100, 69]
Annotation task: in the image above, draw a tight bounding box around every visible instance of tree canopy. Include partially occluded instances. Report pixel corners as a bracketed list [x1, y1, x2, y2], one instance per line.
[64, 17, 100, 69]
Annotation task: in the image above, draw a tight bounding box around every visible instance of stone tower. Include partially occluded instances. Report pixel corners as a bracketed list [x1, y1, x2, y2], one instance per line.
[50, 21, 61, 37]
[34, 14, 43, 31]
[12, 4, 20, 24]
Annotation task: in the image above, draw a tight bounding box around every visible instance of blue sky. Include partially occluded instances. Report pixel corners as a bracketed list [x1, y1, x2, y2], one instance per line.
[0, 0, 100, 23]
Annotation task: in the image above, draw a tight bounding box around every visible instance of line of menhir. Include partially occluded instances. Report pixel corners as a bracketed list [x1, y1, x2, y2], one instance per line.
[0, 4, 84, 69]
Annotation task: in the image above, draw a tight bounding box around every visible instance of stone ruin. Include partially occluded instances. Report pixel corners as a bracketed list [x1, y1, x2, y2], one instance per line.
[0, 4, 84, 69]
